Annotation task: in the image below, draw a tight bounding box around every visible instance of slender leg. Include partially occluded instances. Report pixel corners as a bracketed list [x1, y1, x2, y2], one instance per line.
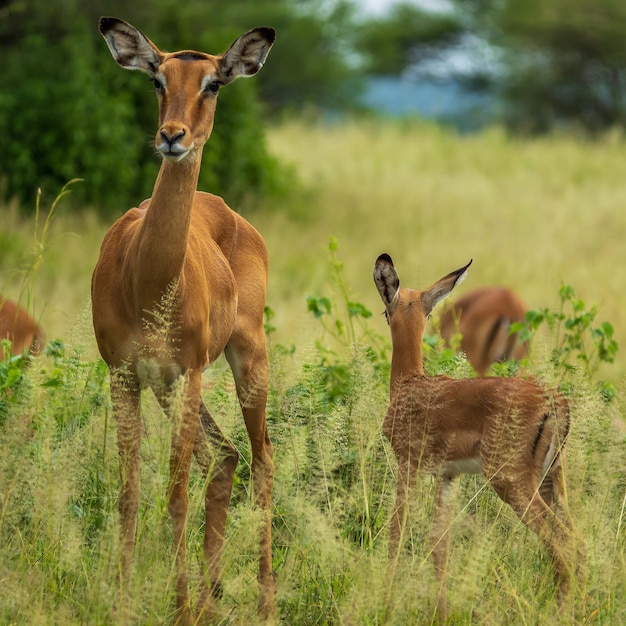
[430, 476, 456, 622]
[194, 399, 239, 622]
[110, 369, 142, 621]
[225, 332, 276, 620]
[163, 369, 201, 626]
[388, 459, 417, 563]
[494, 480, 574, 608]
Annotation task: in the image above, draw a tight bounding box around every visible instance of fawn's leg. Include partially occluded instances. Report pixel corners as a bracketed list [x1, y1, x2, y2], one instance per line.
[388, 459, 417, 562]
[494, 479, 575, 608]
[430, 475, 456, 622]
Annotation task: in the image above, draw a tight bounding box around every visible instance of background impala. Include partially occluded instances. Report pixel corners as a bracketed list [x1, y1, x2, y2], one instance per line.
[438, 285, 528, 376]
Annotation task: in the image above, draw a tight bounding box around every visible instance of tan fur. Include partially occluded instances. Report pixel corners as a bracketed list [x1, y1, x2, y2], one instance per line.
[91, 17, 276, 624]
[374, 254, 579, 621]
[0, 298, 45, 355]
[439, 286, 527, 376]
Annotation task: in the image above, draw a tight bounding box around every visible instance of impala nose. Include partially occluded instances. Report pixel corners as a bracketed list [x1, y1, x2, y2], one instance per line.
[159, 128, 185, 148]
[157, 127, 190, 161]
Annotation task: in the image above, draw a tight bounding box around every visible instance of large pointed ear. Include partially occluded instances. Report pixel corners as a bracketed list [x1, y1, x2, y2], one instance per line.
[99, 17, 163, 75]
[219, 27, 276, 85]
[374, 254, 400, 309]
[421, 259, 472, 317]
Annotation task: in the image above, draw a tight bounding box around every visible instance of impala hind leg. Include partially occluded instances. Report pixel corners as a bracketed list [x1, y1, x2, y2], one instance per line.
[193, 399, 239, 622]
[163, 370, 202, 625]
[225, 335, 276, 619]
[430, 476, 457, 622]
[494, 480, 575, 608]
[110, 371, 142, 621]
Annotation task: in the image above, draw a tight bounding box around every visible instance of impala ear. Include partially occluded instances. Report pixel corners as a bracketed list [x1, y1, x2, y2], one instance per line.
[374, 253, 400, 309]
[422, 259, 472, 317]
[99, 16, 163, 75]
[219, 27, 276, 84]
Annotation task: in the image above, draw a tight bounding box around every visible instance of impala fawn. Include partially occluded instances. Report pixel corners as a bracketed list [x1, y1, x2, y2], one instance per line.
[374, 254, 579, 620]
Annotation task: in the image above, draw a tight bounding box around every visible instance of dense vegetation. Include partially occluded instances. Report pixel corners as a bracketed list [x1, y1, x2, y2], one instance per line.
[3, 0, 626, 213]
[0, 0, 358, 212]
[1, 118, 625, 624]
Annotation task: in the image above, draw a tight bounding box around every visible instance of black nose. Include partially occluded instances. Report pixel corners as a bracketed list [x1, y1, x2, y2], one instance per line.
[159, 128, 186, 147]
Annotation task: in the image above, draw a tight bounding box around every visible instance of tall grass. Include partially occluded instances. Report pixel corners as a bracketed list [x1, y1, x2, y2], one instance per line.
[0, 117, 625, 624]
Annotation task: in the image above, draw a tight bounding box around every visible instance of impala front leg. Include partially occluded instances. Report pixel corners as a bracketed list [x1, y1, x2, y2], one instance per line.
[226, 337, 276, 620]
[388, 459, 417, 563]
[194, 400, 239, 622]
[165, 369, 202, 625]
[430, 475, 456, 622]
[110, 370, 142, 618]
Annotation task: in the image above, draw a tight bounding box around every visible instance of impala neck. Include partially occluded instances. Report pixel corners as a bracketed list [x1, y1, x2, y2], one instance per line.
[133, 152, 202, 301]
[390, 323, 425, 390]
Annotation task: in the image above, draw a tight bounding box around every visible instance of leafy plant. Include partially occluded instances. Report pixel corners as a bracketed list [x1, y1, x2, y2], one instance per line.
[306, 237, 389, 403]
[0, 339, 30, 424]
[511, 283, 618, 398]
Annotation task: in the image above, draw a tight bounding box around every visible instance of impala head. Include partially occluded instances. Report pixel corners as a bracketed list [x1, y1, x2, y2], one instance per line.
[374, 254, 473, 341]
[99, 17, 275, 162]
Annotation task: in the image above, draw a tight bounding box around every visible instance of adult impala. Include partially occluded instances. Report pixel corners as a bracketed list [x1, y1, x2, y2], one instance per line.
[373, 254, 578, 621]
[0, 297, 45, 355]
[439, 286, 528, 376]
[91, 17, 275, 623]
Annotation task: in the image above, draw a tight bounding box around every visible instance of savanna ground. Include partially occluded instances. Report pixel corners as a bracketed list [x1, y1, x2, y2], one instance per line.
[0, 118, 625, 624]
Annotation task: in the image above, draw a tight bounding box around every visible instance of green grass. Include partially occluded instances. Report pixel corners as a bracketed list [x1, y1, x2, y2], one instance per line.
[1, 117, 625, 624]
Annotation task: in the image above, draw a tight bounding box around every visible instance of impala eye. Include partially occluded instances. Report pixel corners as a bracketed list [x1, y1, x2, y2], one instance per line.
[204, 81, 221, 95]
[151, 77, 165, 92]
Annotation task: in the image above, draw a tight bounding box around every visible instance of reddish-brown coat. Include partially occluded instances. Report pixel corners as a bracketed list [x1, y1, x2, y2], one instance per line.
[439, 285, 528, 376]
[0, 298, 45, 355]
[374, 254, 579, 621]
[92, 17, 276, 624]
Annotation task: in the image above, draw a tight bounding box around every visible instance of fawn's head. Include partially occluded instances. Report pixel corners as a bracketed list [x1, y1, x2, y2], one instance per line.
[374, 254, 473, 344]
[99, 17, 275, 162]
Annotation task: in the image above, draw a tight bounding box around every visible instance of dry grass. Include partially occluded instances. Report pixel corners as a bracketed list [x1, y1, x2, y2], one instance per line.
[1, 117, 625, 624]
[255, 118, 626, 383]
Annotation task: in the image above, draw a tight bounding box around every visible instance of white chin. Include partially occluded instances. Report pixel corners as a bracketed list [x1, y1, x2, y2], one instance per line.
[161, 151, 189, 163]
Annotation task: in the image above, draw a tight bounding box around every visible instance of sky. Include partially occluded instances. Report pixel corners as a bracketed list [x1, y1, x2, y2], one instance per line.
[359, 0, 451, 16]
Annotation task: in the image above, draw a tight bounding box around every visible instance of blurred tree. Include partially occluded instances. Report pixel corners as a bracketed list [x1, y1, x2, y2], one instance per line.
[351, 0, 626, 134]
[452, 0, 626, 133]
[353, 2, 463, 75]
[466, 0, 626, 132]
[0, 0, 359, 213]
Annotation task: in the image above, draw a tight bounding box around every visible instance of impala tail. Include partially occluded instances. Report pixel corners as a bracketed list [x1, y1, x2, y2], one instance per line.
[536, 393, 571, 505]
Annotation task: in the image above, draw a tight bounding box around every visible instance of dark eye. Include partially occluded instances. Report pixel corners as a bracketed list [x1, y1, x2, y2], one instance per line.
[151, 77, 164, 93]
[204, 81, 221, 95]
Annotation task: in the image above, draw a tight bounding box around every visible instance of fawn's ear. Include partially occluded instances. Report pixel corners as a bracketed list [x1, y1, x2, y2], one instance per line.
[374, 254, 400, 309]
[99, 17, 163, 75]
[422, 259, 472, 317]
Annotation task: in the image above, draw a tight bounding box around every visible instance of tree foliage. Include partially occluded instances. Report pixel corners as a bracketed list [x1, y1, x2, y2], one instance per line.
[451, 0, 626, 133]
[0, 0, 359, 213]
[353, 3, 463, 76]
[488, 0, 626, 133]
[352, 0, 626, 135]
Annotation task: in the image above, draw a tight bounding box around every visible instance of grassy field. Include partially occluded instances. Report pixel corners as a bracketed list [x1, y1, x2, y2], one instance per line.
[1, 118, 625, 624]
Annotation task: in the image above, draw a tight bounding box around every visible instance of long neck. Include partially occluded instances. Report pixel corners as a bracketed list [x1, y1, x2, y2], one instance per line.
[132, 152, 202, 306]
[390, 323, 424, 391]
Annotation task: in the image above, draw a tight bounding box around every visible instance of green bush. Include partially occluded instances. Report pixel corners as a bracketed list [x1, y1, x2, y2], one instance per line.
[0, 0, 291, 214]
